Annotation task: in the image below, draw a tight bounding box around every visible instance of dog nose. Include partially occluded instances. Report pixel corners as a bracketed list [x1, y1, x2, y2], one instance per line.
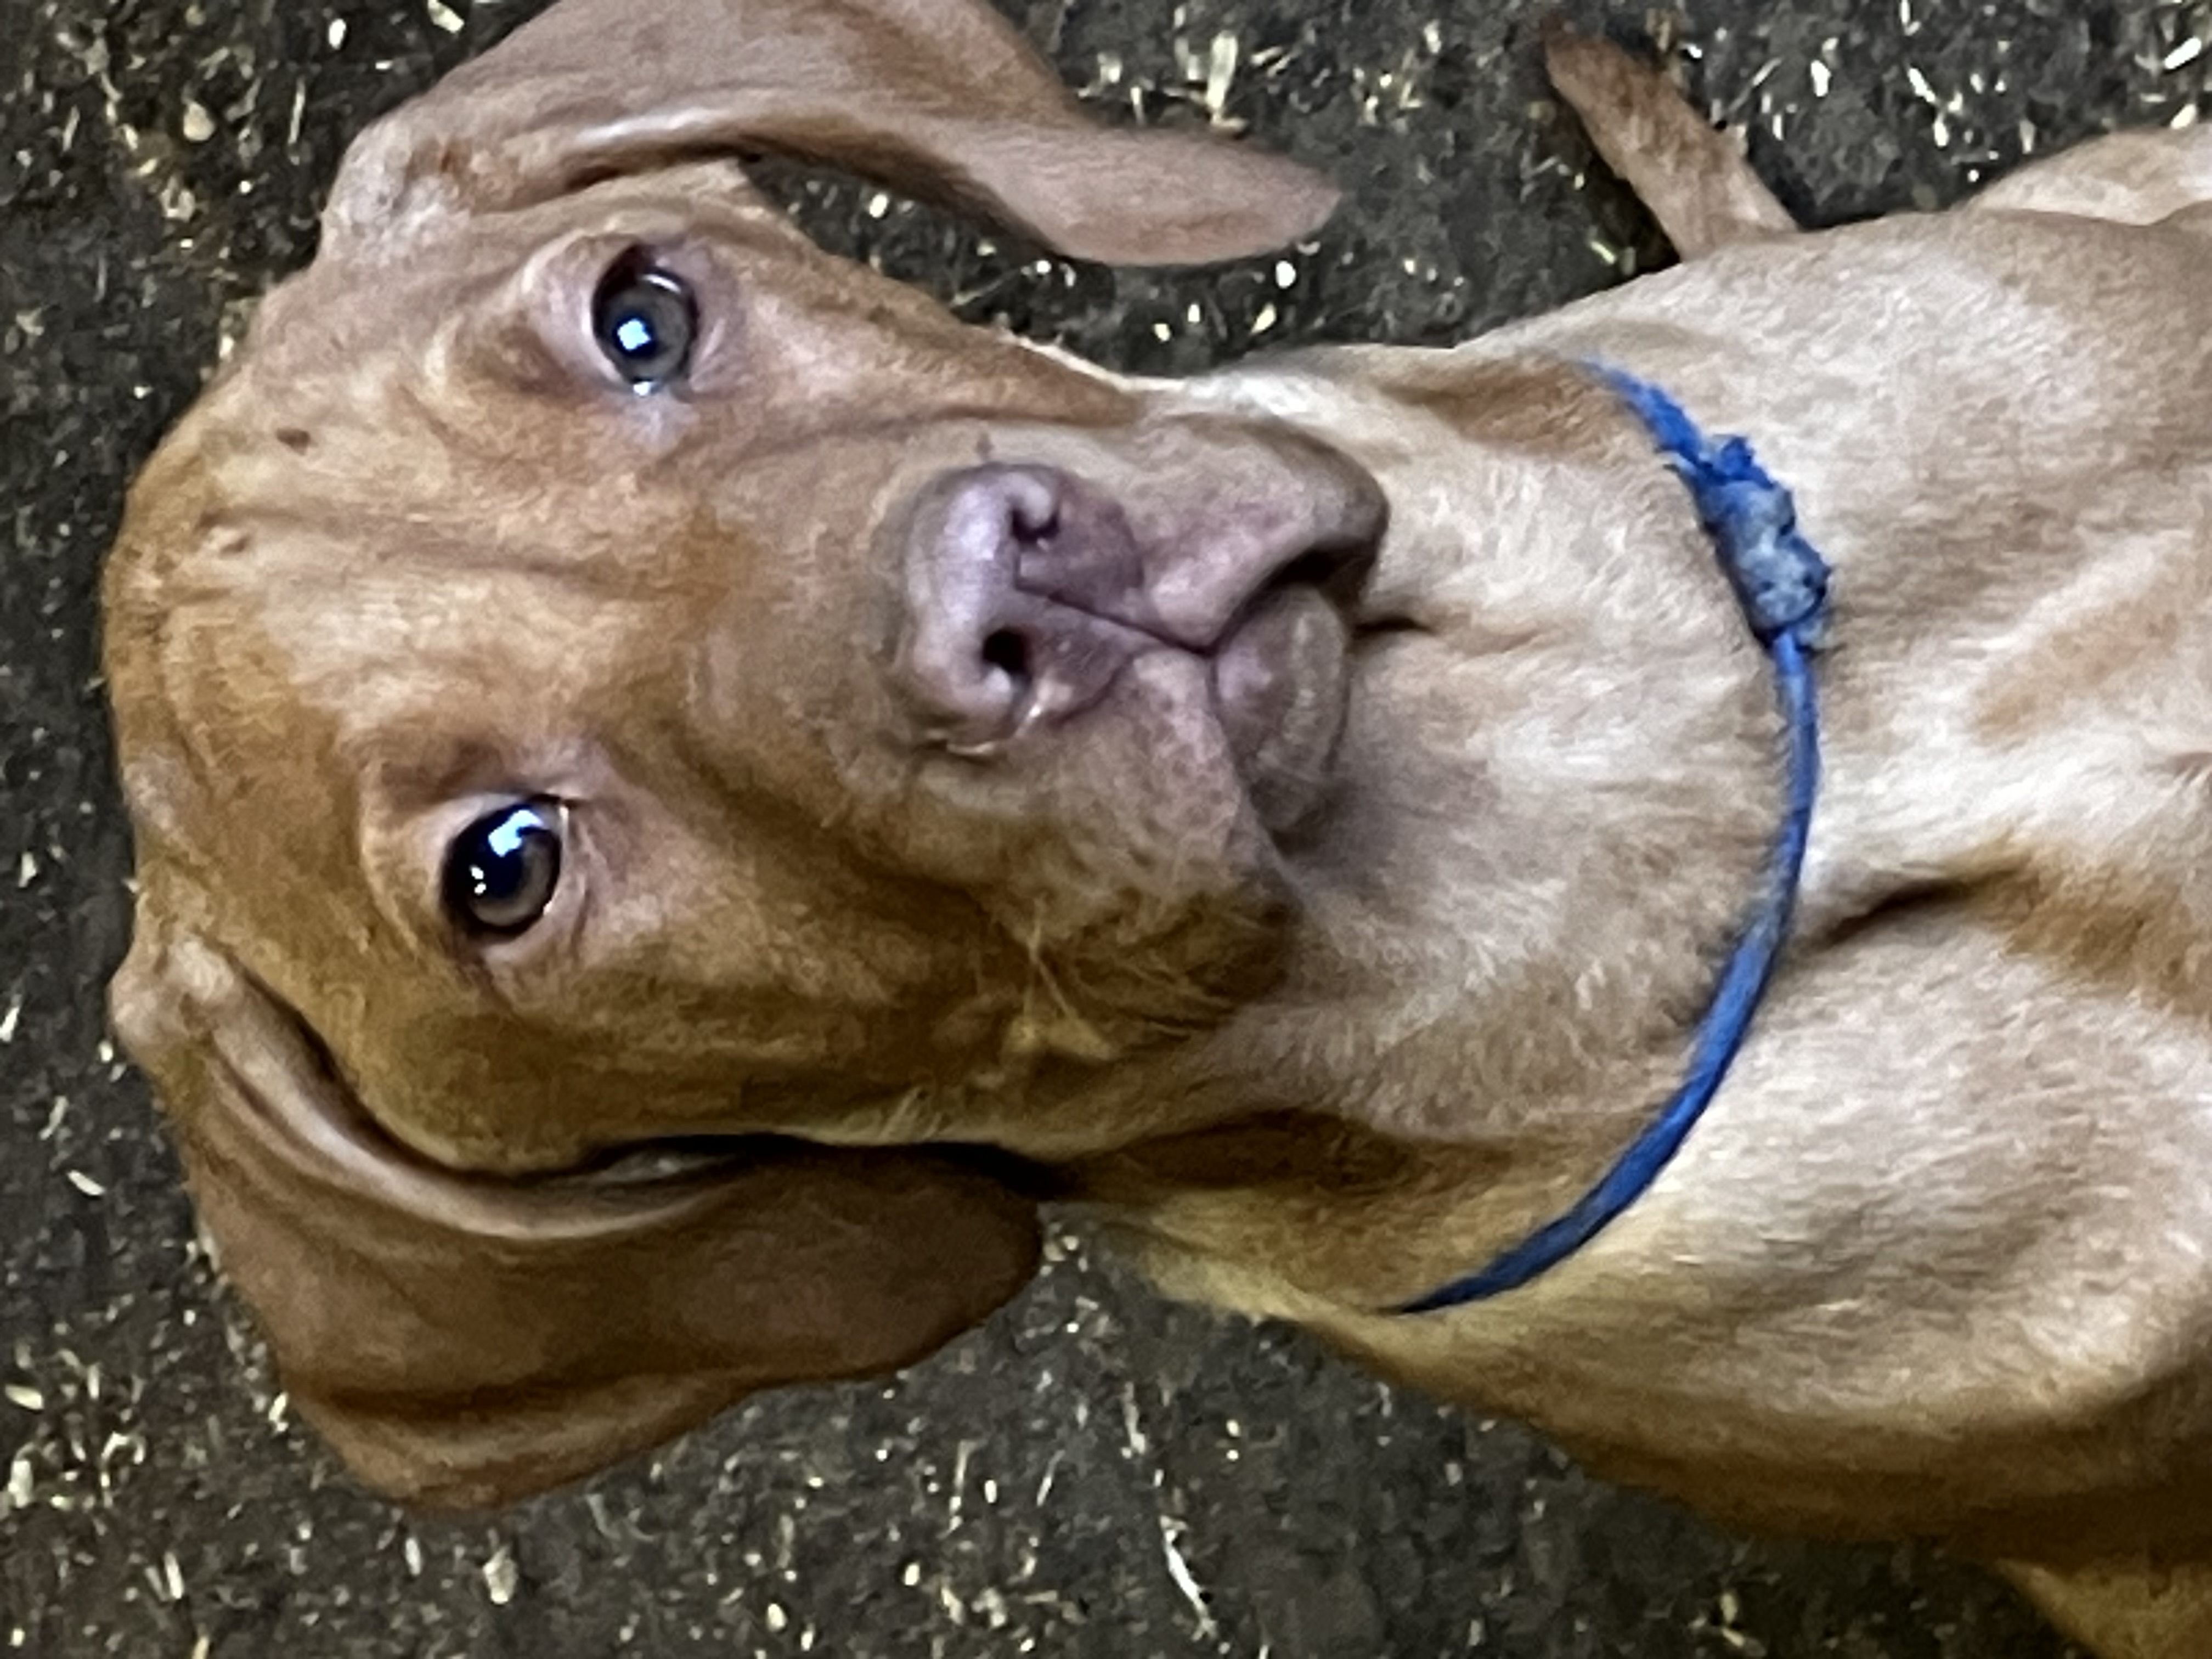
[893, 464, 1165, 753]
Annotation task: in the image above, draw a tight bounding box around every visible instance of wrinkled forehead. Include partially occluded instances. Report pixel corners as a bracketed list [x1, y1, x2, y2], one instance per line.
[105, 370, 709, 870]
[195, 539, 667, 744]
[117, 546, 633, 918]
[100, 185, 902, 884]
[190, 166, 1111, 531]
[219, 172, 763, 468]
[255, 160, 780, 360]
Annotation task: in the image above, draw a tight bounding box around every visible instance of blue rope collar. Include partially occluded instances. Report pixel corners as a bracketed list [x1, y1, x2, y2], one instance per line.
[1394, 368, 1832, 1316]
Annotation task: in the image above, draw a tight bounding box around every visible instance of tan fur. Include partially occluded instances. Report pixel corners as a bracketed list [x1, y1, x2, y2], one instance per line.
[99, 6, 2212, 1651]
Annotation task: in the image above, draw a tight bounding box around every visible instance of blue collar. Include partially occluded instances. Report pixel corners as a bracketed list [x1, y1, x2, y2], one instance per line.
[1394, 368, 1832, 1315]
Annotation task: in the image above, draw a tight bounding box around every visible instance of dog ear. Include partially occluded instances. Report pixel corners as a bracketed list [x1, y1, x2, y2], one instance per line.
[109, 893, 1041, 1512]
[325, 0, 1339, 267]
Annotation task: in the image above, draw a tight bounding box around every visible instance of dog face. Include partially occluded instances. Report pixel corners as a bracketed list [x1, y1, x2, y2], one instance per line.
[101, 0, 1385, 1504]
[119, 170, 1382, 1172]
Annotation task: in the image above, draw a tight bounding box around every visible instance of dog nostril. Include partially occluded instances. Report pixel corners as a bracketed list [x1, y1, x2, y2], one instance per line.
[981, 629, 1031, 684]
[1009, 495, 1059, 547]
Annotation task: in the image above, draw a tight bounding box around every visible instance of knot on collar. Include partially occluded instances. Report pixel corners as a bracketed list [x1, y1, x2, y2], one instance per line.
[1391, 366, 1831, 1316]
[1594, 366, 1831, 648]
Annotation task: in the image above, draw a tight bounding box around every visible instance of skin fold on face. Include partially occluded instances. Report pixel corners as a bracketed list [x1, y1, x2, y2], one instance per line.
[108, 170, 1402, 1175]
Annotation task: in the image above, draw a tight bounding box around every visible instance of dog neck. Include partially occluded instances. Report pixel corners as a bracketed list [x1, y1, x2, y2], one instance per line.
[1391, 367, 1829, 1311]
[1026, 359, 1828, 1308]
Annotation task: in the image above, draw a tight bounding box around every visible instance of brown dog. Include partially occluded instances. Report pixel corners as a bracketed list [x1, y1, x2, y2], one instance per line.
[100, 2, 2212, 1653]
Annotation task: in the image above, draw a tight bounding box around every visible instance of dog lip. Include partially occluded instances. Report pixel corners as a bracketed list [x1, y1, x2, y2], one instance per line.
[1029, 527, 1384, 667]
[199, 991, 857, 1205]
[1134, 488, 1387, 656]
[1206, 580, 1360, 828]
[979, 551, 1373, 758]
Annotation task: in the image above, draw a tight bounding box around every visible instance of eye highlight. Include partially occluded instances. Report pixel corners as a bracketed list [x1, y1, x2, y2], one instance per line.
[443, 802, 564, 936]
[592, 255, 697, 391]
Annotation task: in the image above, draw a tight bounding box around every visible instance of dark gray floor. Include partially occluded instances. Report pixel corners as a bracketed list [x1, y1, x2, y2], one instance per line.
[2, 0, 2187, 1652]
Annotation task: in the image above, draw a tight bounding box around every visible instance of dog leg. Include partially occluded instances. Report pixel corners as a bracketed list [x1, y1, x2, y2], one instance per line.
[1542, 28, 1798, 257]
[2001, 1557, 2212, 1659]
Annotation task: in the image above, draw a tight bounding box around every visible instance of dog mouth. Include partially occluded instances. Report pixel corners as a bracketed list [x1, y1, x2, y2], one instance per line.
[956, 541, 1382, 826]
[1200, 548, 1382, 825]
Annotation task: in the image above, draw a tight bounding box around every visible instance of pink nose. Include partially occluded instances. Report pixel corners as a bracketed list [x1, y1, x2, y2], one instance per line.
[890, 464, 1170, 753]
[890, 457, 1385, 755]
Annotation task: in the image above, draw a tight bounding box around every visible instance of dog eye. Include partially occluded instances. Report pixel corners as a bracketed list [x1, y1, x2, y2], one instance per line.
[592, 258, 696, 391]
[443, 802, 563, 936]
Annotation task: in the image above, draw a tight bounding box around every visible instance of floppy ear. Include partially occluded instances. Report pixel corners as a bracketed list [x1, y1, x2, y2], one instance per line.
[325, 0, 1339, 267]
[109, 898, 1041, 1512]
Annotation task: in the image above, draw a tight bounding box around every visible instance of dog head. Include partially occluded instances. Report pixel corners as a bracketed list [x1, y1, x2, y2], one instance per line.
[104, 0, 1384, 1505]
